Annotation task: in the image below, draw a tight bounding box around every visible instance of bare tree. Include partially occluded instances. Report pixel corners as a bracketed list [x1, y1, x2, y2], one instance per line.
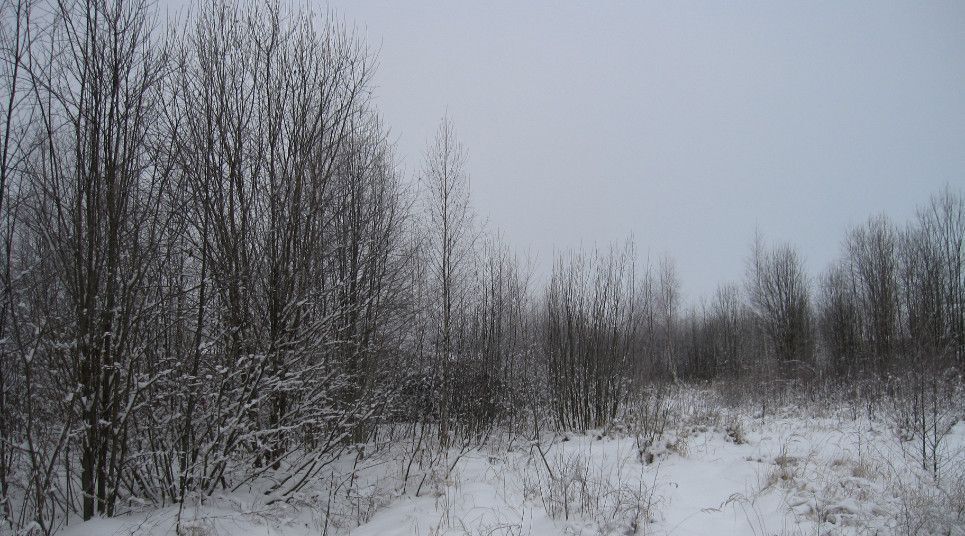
[846, 215, 900, 373]
[0, 0, 32, 530]
[656, 255, 680, 380]
[454, 234, 533, 437]
[747, 234, 814, 377]
[709, 283, 750, 378]
[544, 242, 637, 430]
[817, 262, 862, 377]
[911, 188, 965, 365]
[892, 189, 964, 479]
[147, 0, 402, 507]
[421, 116, 476, 444]
[17, 0, 171, 520]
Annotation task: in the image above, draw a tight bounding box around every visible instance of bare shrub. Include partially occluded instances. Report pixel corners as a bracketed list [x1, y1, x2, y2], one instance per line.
[887, 367, 962, 481]
[624, 385, 676, 464]
[726, 418, 747, 445]
[524, 445, 660, 535]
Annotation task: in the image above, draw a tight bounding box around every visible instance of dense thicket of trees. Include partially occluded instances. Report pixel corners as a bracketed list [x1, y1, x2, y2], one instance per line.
[0, 0, 962, 533]
[543, 244, 637, 430]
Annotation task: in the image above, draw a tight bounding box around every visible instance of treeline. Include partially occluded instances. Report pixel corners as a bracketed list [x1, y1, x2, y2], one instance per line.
[678, 198, 965, 384]
[0, 0, 961, 533]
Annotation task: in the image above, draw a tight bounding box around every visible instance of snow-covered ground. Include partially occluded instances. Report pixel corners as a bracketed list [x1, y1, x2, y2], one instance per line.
[58, 394, 965, 536]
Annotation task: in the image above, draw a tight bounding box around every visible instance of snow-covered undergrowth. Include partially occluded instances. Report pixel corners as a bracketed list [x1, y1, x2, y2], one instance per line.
[56, 387, 965, 536]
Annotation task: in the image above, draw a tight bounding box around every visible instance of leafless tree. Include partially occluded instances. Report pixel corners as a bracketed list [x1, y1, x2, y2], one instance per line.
[846, 215, 900, 373]
[747, 234, 814, 377]
[817, 262, 862, 377]
[909, 188, 965, 365]
[452, 234, 534, 438]
[421, 116, 477, 444]
[0, 0, 33, 530]
[656, 255, 680, 380]
[16, 0, 171, 521]
[149, 0, 406, 506]
[543, 242, 637, 430]
[891, 189, 964, 479]
[708, 283, 750, 378]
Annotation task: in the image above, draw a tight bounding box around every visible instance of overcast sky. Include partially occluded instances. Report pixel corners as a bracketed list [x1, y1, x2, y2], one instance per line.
[175, 1, 965, 302]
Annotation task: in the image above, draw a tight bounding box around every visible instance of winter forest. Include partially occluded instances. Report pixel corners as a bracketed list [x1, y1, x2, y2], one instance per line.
[0, 0, 963, 535]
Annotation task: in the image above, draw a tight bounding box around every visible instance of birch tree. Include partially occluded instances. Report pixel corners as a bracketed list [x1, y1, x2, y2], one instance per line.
[421, 116, 475, 443]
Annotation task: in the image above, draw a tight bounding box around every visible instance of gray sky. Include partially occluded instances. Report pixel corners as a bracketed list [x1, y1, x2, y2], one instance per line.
[179, 1, 965, 302]
[323, 1, 965, 302]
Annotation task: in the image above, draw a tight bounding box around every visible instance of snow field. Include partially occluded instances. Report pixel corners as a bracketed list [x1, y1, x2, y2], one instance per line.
[57, 388, 965, 536]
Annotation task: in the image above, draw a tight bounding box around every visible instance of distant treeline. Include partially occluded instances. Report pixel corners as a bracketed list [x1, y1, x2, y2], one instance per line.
[0, 0, 961, 533]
